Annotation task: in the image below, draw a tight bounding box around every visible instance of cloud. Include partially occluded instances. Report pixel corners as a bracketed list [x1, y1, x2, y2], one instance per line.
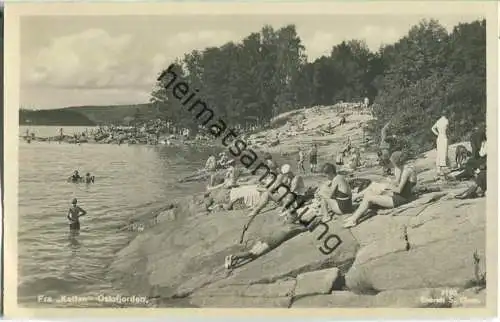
[23, 29, 139, 88]
[301, 26, 407, 61]
[358, 26, 402, 50]
[164, 30, 237, 58]
[22, 28, 239, 90]
[303, 31, 338, 60]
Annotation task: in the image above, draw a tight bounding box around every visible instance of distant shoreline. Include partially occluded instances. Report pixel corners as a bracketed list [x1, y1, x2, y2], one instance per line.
[19, 103, 153, 126]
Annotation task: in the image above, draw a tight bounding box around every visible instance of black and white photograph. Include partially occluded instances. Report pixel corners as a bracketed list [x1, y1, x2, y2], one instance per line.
[3, 1, 497, 316]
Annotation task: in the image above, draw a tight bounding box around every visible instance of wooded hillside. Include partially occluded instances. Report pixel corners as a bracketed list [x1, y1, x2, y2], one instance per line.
[151, 19, 486, 154]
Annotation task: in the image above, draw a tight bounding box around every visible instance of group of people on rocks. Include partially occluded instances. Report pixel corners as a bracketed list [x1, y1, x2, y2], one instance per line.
[222, 114, 487, 269]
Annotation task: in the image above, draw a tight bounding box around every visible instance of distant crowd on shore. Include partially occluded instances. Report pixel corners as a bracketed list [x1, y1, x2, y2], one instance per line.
[23, 118, 264, 146]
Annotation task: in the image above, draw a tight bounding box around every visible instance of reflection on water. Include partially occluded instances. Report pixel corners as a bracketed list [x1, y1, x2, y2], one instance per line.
[18, 126, 219, 307]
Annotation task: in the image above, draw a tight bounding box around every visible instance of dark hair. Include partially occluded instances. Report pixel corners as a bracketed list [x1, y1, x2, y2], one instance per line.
[322, 163, 337, 175]
[263, 153, 272, 161]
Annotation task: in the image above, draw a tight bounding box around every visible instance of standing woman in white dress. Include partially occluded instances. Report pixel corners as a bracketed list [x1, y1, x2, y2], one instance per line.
[431, 113, 449, 176]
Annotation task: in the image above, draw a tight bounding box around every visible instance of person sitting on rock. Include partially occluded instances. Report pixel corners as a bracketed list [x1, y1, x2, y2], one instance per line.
[343, 151, 417, 228]
[207, 160, 240, 192]
[347, 147, 361, 170]
[205, 155, 217, 171]
[318, 163, 353, 221]
[339, 116, 346, 126]
[217, 152, 229, 169]
[225, 223, 310, 270]
[248, 164, 303, 218]
[455, 140, 487, 199]
[263, 152, 279, 173]
[379, 121, 393, 176]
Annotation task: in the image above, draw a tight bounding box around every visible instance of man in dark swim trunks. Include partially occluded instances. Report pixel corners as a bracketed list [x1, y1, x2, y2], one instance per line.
[319, 163, 353, 220]
[67, 198, 87, 231]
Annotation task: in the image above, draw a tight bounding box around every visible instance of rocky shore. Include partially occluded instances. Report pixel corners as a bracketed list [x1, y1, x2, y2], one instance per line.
[106, 105, 487, 308]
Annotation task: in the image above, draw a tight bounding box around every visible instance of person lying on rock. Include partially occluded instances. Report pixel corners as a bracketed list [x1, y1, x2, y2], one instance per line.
[318, 163, 353, 221]
[225, 222, 310, 270]
[343, 151, 417, 228]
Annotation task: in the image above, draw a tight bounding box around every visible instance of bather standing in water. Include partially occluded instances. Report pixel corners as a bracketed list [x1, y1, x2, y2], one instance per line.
[67, 198, 87, 231]
[85, 173, 95, 184]
[69, 170, 83, 183]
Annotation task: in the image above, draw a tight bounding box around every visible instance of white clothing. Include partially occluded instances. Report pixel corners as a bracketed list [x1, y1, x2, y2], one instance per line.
[432, 116, 449, 167]
[479, 140, 487, 157]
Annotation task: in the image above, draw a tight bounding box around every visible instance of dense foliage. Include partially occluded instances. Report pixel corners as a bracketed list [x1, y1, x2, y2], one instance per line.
[151, 19, 486, 154]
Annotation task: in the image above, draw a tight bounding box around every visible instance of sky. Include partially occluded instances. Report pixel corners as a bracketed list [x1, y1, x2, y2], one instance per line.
[20, 14, 483, 110]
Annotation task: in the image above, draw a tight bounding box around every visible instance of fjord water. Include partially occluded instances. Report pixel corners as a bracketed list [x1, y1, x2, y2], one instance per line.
[17, 126, 212, 307]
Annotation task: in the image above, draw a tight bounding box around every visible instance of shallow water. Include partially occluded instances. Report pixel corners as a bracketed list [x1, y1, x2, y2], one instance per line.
[18, 126, 216, 307]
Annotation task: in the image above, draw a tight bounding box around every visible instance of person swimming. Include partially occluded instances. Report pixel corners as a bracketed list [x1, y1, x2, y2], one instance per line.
[68, 170, 83, 183]
[85, 173, 95, 184]
[67, 198, 87, 231]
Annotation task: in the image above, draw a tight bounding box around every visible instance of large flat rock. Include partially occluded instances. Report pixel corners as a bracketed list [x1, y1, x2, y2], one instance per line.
[110, 202, 359, 299]
[345, 199, 486, 293]
[294, 268, 340, 297]
[192, 279, 297, 298]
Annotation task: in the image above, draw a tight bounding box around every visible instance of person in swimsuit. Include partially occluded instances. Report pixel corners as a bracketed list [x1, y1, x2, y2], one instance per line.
[263, 153, 279, 173]
[225, 223, 309, 269]
[309, 144, 318, 173]
[297, 148, 305, 174]
[85, 173, 95, 184]
[69, 170, 82, 183]
[207, 160, 239, 191]
[319, 163, 353, 220]
[205, 154, 218, 187]
[379, 121, 393, 175]
[278, 164, 308, 217]
[455, 140, 487, 199]
[343, 151, 417, 228]
[470, 125, 486, 159]
[67, 198, 87, 231]
[247, 164, 301, 218]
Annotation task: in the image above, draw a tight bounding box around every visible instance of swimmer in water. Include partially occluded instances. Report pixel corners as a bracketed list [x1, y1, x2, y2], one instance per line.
[67, 198, 87, 231]
[69, 170, 82, 183]
[85, 173, 95, 184]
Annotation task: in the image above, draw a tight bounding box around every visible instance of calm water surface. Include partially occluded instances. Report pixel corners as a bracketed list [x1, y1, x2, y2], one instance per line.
[18, 126, 215, 307]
